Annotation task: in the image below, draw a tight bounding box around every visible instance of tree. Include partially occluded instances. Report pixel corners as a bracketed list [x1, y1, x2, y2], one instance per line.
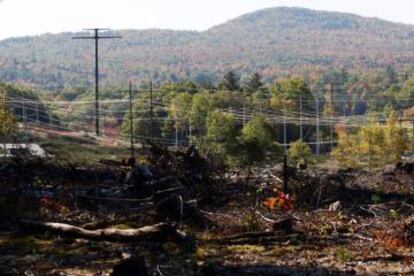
[384, 111, 408, 162]
[385, 65, 398, 85]
[120, 95, 166, 140]
[332, 121, 386, 170]
[219, 71, 240, 92]
[331, 127, 359, 168]
[170, 93, 193, 132]
[160, 81, 198, 94]
[270, 78, 313, 111]
[358, 120, 386, 170]
[0, 99, 15, 144]
[241, 116, 274, 147]
[392, 77, 414, 109]
[403, 106, 414, 151]
[238, 116, 281, 172]
[243, 72, 264, 93]
[191, 91, 244, 139]
[201, 111, 238, 164]
[287, 140, 312, 168]
[190, 92, 214, 131]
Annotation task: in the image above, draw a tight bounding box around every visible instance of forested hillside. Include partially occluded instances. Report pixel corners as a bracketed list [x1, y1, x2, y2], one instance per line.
[1, 7, 414, 87]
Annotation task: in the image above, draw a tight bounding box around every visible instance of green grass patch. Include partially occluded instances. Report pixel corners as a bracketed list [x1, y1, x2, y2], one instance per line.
[227, 244, 266, 254]
[35, 134, 132, 165]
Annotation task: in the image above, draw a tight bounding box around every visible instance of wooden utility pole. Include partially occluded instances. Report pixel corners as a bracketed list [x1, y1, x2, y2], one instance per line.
[22, 99, 27, 135]
[129, 81, 135, 160]
[315, 94, 320, 155]
[283, 108, 287, 150]
[283, 154, 288, 194]
[36, 102, 39, 123]
[299, 93, 303, 141]
[175, 124, 179, 149]
[73, 29, 121, 136]
[243, 103, 246, 128]
[330, 83, 334, 152]
[150, 81, 154, 139]
[189, 119, 192, 146]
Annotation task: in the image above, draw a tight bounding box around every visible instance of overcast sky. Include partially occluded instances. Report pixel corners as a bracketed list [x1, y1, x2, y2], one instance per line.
[1, 0, 414, 40]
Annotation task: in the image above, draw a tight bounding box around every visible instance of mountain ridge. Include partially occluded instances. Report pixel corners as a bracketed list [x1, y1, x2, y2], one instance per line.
[1, 7, 414, 87]
[3, 7, 413, 42]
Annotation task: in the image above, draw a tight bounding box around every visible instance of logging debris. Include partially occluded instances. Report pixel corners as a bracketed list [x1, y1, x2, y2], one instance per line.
[20, 220, 192, 245]
[3, 145, 414, 275]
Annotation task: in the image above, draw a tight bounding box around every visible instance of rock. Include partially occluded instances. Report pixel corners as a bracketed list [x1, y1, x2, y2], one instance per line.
[111, 256, 148, 276]
[329, 201, 343, 211]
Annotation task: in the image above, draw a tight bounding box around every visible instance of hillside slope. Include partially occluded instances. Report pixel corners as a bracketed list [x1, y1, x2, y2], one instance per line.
[1, 7, 414, 87]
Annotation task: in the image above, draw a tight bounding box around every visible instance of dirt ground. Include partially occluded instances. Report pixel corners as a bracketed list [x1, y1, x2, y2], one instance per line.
[1, 158, 414, 275]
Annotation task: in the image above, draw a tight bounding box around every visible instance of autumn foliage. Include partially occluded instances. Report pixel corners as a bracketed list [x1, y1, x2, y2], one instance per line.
[263, 192, 294, 211]
[332, 111, 409, 169]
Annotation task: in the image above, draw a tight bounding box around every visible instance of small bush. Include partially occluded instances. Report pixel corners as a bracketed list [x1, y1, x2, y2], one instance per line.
[287, 140, 312, 168]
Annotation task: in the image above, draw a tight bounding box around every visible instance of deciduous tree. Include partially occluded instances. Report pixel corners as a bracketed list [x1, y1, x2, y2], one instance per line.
[270, 77, 313, 111]
[385, 111, 408, 163]
[0, 99, 15, 143]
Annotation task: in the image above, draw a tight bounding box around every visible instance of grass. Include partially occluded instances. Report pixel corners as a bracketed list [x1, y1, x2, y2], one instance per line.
[227, 245, 266, 254]
[335, 247, 353, 263]
[261, 246, 296, 257]
[35, 134, 132, 165]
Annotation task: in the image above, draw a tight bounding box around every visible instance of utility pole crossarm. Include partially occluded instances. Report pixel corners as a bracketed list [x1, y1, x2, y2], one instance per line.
[97, 36, 122, 39]
[72, 37, 96, 39]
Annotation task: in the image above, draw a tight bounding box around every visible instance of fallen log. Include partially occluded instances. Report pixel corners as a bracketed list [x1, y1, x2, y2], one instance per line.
[200, 263, 339, 276]
[20, 220, 189, 243]
[77, 195, 154, 204]
[208, 231, 303, 245]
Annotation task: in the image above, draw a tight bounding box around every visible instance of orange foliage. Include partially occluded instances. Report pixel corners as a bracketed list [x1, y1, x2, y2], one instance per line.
[373, 230, 404, 251]
[263, 192, 293, 211]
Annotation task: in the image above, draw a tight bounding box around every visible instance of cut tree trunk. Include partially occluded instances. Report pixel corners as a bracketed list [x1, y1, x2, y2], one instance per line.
[20, 220, 189, 243]
[155, 194, 212, 229]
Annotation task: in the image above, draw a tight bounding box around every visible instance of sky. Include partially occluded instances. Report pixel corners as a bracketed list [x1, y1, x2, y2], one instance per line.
[1, 0, 414, 40]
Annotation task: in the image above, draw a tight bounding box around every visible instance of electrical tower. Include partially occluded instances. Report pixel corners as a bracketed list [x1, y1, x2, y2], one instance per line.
[73, 28, 121, 136]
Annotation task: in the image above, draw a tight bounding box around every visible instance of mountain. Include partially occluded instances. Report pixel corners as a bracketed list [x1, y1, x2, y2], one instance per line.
[1, 7, 414, 88]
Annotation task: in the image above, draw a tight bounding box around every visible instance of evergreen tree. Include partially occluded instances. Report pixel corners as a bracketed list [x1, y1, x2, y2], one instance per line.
[219, 71, 240, 92]
[243, 72, 264, 93]
[203, 111, 238, 164]
[238, 116, 281, 168]
[386, 65, 398, 85]
[288, 140, 312, 167]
